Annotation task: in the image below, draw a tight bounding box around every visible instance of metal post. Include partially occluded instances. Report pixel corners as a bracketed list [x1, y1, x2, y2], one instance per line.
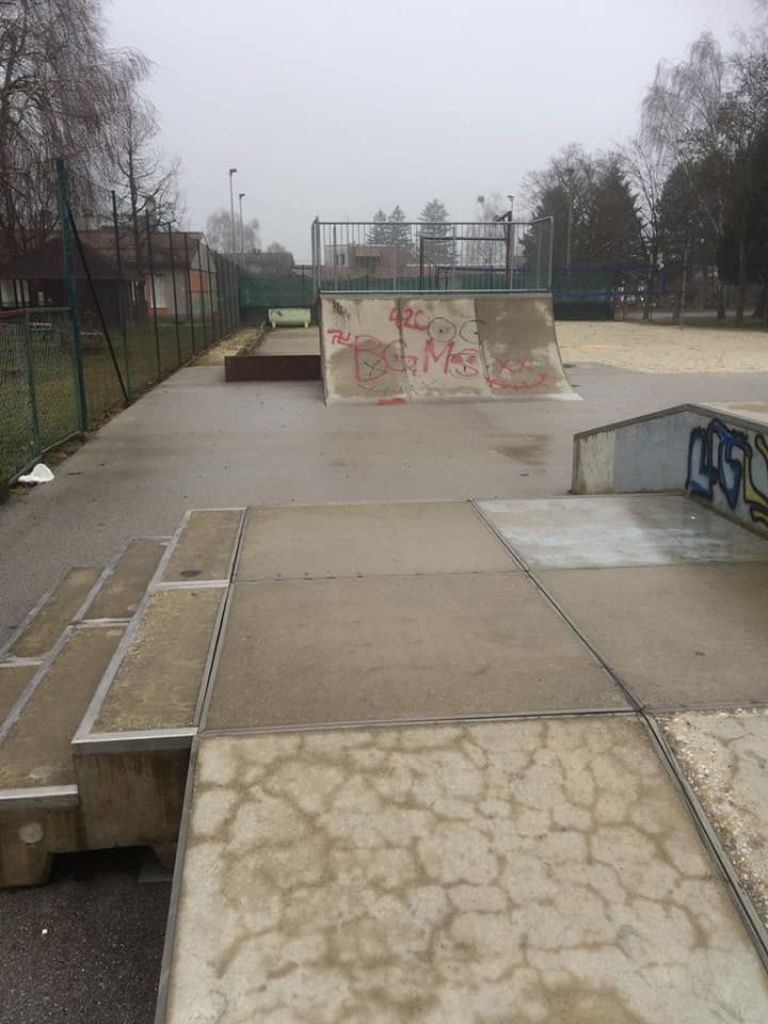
[332, 224, 338, 291]
[199, 241, 209, 347]
[111, 191, 132, 396]
[205, 244, 216, 341]
[228, 168, 237, 253]
[55, 157, 87, 430]
[145, 210, 161, 377]
[238, 192, 245, 256]
[504, 214, 513, 291]
[21, 311, 42, 460]
[167, 224, 182, 365]
[184, 232, 196, 354]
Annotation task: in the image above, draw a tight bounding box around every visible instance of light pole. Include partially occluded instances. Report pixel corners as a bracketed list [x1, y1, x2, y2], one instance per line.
[228, 167, 237, 253]
[238, 192, 246, 256]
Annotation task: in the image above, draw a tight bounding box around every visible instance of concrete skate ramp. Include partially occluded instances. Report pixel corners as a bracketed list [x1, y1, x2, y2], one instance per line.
[320, 292, 576, 403]
[572, 401, 768, 536]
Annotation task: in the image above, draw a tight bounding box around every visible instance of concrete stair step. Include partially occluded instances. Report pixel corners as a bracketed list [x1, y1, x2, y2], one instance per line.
[78, 537, 168, 622]
[71, 509, 245, 856]
[0, 624, 125, 886]
[0, 663, 38, 723]
[2, 567, 102, 661]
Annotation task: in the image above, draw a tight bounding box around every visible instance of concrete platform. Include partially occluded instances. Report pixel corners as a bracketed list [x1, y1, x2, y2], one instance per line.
[238, 502, 518, 580]
[257, 328, 319, 355]
[661, 709, 768, 928]
[157, 718, 768, 1023]
[540, 563, 768, 709]
[477, 494, 768, 569]
[205, 574, 625, 731]
[161, 509, 243, 583]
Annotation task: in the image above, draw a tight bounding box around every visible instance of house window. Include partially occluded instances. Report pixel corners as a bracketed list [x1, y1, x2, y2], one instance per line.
[152, 274, 166, 308]
[334, 253, 346, 267]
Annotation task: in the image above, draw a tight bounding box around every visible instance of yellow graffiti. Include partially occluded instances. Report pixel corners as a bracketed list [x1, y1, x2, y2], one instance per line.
[745, 434, 768, 528]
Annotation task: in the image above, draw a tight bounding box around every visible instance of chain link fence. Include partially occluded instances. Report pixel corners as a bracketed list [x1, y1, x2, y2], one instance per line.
[1, 170, 241, 483]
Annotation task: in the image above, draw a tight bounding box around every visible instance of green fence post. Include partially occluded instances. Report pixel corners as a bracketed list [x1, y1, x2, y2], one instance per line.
[55, 157, 87, 430]
[145, 211, 161, 378]
[168, 223, 182, 366]
[112, 191, 132, 396]
[184, 232, 196, 354]
[199, 245, 209, 347]
[21, 311, 42, 462]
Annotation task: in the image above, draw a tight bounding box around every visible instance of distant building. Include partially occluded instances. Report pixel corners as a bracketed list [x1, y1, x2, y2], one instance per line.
[238, 251, 295, 277]
[323, 243, 413, 278]
[0, 230, 223, 322]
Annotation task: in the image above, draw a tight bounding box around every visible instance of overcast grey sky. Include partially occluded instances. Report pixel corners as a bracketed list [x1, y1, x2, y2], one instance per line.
[106, 0, 756, 261]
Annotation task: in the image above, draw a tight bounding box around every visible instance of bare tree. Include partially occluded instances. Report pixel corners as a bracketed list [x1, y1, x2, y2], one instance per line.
[206, 208, 260, 252]
[640, 32, 768, 320]
[0, 0, 149, 254]
[109, 96, 184, 231]
[619, 136, 669, 316]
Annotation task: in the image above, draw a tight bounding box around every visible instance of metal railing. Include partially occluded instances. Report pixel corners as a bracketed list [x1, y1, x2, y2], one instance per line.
[311, 217, 553, 294]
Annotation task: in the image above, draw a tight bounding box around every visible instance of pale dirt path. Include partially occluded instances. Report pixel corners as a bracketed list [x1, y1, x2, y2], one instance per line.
[558, 320, 768, 374]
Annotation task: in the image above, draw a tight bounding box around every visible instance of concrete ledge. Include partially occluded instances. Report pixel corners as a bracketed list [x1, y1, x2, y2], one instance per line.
[224, 352, 321, 381]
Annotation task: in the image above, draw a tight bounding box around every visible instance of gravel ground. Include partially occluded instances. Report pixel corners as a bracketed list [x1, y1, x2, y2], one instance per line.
[559, 320, 768, 373]
[0, 849, 170, 1024]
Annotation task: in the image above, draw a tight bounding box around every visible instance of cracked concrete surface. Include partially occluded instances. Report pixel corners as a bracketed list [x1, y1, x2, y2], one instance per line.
[162, 717, 768, 1023]
[661, 709, 768, 928]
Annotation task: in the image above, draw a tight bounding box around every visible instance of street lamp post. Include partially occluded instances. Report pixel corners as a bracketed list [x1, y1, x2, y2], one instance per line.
[238, 192, 246, 256]
[228, 167, 237, 253]
[505, 194, 515, 289]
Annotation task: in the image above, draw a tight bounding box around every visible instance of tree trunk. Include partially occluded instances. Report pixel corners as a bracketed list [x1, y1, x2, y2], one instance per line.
[716, 278, 726, 319]
[128, 152, 148, 321]
[735, 236, 748, 324]
[752, 284, 768, 321]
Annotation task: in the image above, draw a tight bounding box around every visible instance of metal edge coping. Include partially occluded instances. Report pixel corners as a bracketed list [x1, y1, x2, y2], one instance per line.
[648, 698, 768, 715]
[571, 402, 694, 442]
[194, 512, 248, 730]
[570, 401, 768, 445]
[641, 713, 768, 970]
[0, 783, 79, 809]
[72, 509, 244, 743]
[153, 732, 204, 1024]
[153, 580, 229, 591]
[199, 706, 638, 740]
[71, 728, 196, 755]
[74, 535, 171, 622]
[0, 564, 98, 661]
